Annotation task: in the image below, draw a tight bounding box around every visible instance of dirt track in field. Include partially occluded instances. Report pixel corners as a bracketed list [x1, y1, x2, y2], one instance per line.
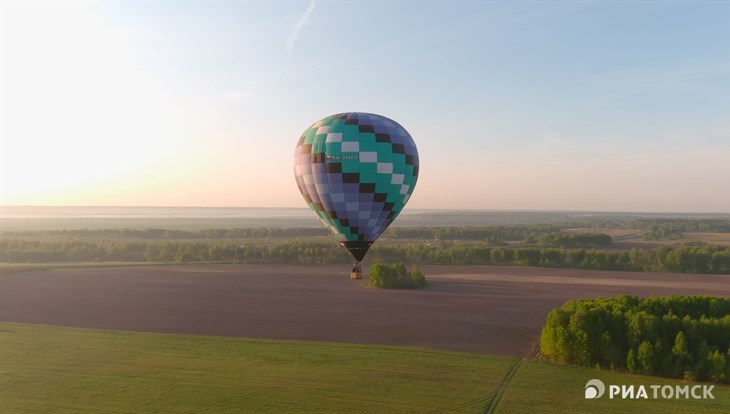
[1, 265, 729, 357]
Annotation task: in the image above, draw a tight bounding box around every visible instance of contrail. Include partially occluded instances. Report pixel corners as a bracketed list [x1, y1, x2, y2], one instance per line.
[287, 1, 315, 53]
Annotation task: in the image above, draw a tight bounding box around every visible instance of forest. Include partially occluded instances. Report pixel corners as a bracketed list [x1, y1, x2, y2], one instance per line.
[2, 218, 729, 274]
[540, 295, 730, 383]
[1, 238, 728, 274]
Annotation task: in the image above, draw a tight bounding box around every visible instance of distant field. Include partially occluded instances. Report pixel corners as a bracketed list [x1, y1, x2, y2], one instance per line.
[613, 234, 730, 249]
[564, 228, 730, 247]
[0, 322, 515, 414]
[564, 227, 642, 239]
[684, 232, 730, 246]
[1, 323, 727, 414]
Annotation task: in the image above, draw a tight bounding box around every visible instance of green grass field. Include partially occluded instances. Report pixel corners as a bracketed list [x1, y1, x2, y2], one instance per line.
[497, 360, 730, 414]
[1, 323, 727, 413]
[0, 323, 514, 413]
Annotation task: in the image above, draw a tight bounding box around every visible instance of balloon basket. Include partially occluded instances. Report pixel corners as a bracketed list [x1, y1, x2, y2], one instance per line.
[350, 269, 362, 280]
[350, 262, 363, 280]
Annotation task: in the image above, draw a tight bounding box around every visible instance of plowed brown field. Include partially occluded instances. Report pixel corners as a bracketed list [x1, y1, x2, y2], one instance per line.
[2, 265, 728, 356]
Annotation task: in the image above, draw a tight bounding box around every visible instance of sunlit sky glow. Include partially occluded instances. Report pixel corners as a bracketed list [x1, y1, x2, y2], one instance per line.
[2, 1, 729, 212]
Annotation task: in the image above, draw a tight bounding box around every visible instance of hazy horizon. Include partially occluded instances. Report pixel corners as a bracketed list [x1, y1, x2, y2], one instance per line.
[3, 2, 729, 212]
[2, 205, 728, 217]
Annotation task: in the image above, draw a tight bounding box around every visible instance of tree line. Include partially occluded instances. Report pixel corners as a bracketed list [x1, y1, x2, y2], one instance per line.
[2, 225, 563, 243]
[2, 239, 728, 274]
[369, 244, 729, 273]
[385, 224, 563, 242]
[541, 295, 730, 383]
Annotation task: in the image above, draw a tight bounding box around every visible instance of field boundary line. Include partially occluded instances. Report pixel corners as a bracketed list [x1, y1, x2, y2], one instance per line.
[483, 358, 524, 414]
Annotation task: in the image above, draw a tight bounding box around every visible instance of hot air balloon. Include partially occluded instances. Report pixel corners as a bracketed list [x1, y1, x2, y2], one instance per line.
[294, 112, 419, 278]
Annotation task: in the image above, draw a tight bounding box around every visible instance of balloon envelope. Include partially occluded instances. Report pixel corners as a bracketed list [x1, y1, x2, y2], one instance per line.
[294, 112, 419, 261]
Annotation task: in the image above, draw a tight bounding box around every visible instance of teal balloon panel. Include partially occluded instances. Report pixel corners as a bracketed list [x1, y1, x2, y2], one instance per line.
[294, 113, 419, 261]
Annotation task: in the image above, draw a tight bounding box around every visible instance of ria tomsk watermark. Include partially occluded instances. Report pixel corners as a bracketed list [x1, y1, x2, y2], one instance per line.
[585, 379, 715, 400]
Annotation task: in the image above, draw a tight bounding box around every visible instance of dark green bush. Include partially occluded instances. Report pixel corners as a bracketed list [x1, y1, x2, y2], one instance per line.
[368, 263, 427, 289]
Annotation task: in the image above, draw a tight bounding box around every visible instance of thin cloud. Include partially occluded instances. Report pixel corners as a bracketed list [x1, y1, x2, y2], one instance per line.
[286, 2, 315, 54]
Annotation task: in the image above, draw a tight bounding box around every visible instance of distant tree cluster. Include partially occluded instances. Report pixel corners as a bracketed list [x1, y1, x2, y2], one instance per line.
[541, 295, 730, 383]
[384, 225, 563, 243]
[367, 263, 427, 289]
[638, 219, 730, 241]
[1, 239, 728, 274]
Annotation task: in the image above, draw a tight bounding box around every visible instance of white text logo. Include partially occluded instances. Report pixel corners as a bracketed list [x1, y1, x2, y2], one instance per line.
[585, 379, 715, 400]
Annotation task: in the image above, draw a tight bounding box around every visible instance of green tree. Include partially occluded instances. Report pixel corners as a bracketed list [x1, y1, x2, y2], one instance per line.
[410, 265, 427, 288]
[672, 331, 690, 377]
[570, 249, 586, 266]
[694, 340, 710, 380]
[627, 347, 637, 373]
[637, 341, 655, 374]
[541, 248, 565, 267]
[708, 350, 727, 383]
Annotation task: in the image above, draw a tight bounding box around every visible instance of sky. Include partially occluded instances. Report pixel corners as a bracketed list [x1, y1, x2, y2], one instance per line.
[2, 1, 729, 212]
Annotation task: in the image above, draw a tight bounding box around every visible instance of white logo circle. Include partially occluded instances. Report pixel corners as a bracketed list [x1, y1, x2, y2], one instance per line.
[585, 379, 605, 399]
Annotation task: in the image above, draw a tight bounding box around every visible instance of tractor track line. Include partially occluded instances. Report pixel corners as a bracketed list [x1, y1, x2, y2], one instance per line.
[483, 358, 524, 414]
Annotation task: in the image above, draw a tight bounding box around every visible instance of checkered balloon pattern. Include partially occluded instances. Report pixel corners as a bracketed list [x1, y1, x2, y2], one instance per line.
[294, 112, 419, 261]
